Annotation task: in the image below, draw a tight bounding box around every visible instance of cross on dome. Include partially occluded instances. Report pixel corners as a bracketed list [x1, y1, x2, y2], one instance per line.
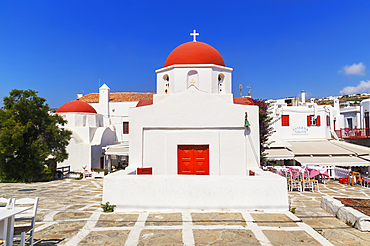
[190, 29, 199, 42]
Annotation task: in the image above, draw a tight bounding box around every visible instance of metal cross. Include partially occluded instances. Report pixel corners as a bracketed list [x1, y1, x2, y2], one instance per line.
[190, 30, 199, 42]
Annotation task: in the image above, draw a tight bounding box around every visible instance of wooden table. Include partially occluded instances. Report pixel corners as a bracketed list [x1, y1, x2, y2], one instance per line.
[0, 207, 31, 246]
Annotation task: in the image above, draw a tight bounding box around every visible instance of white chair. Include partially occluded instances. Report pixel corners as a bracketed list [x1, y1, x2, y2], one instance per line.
[302, 170, 318, 192]
[301, 171, 314, 192]
[0, 198, 11, 208]
[13, 197, 39, 246]
[0, 198, 14, 246]
[287, 171, 302, 192]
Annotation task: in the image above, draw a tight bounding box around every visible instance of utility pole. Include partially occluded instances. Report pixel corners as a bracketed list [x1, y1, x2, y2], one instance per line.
[239, 84, 243, 97]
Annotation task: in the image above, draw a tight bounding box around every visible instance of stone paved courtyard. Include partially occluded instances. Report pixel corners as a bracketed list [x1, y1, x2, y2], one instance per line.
[1, 178, 370, 245]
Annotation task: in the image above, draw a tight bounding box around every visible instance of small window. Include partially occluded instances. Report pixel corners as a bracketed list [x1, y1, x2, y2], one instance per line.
[307, 115, 320, 126]
[281, 115, 289, 126]
[218, 73, 225, 93]
[123, 122, 129, 134]
[163, 74, 169, 94]
[326, 115, 330, 126]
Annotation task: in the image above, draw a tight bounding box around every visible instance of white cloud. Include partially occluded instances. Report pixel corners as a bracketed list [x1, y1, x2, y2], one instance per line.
[341, 62, 366, 75]
[340, 80, 370, 95]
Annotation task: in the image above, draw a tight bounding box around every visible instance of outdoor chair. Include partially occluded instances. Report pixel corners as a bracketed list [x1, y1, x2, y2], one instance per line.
[13, 197, 39, 246]
[363, 176, 370, 188]
[287, 171, 301, 192]
[281, 170, 290, 190]
[301, 171, 314, 192]
[0, 198, 14, 246]
[0, 198, 11, 207]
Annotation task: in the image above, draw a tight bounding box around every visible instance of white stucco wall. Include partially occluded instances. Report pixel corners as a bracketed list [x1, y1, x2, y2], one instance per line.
[154, 65, 234, 104]
[57, 112, 116, 172]
[341, 106, 361, 129]
[129, 86, 260, 174]
[58, 134, 92, 172]
[156, 65, 233, 94]
[272, 104, 332, 140]
[89, 101, 138, 142]
[103, 170, 289, 211]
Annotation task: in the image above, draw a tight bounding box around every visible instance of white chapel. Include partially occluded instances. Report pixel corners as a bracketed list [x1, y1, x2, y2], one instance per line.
[103, 31, 288, 211]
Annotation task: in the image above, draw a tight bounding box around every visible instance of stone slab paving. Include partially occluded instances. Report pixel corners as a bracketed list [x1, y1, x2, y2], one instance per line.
[1, 177, 369, 245]
[289, 179, 370, 246]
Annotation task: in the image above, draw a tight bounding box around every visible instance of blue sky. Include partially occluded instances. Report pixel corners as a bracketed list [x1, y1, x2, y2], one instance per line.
[1, 0, 370, 108]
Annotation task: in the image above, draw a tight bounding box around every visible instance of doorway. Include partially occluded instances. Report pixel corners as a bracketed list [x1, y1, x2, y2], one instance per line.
[178, 145, 209, 175]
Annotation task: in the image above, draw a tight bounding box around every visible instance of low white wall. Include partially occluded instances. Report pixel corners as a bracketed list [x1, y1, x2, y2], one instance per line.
[321, 196, 370, 231]
[103, 170, 289, 211]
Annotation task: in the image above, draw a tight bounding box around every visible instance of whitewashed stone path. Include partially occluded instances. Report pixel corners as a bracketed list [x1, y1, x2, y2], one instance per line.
[1, 178, 370, 245]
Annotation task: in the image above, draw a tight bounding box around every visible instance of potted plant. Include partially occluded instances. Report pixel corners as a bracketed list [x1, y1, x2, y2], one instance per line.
[92, 168, 107, 178]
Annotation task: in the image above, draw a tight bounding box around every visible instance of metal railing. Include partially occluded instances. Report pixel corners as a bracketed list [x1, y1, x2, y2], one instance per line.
[334, 166, 350, 179]
[56, 166, 70, 177]
[335, 128, 370, 139]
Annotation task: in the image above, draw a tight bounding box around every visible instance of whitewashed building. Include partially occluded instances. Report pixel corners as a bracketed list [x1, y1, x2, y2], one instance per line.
[55, 83, 155, 172]
[103, 33, 289, 211]
[270, 91, 336, 141]
[56, 99, 116, 172]
[78, 84, 155, 143]
[267, 92, 370, 171]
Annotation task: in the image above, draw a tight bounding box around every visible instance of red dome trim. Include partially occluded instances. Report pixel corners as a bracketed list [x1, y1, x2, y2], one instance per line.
[56, 99, 97, 114]
[164, 42, 225, 68]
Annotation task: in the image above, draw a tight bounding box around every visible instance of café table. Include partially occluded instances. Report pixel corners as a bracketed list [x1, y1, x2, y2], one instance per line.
[307, 167, 329, 184]
[0, 206, 31, 246]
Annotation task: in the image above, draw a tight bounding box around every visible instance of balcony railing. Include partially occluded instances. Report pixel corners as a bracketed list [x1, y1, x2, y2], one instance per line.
[335, 128, 370, 139]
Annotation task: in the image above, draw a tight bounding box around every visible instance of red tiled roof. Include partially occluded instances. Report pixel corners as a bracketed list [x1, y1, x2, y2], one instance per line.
[136, 99, 153, 107]
[79, 92, 155, 103]
[233, 97, 253, 105]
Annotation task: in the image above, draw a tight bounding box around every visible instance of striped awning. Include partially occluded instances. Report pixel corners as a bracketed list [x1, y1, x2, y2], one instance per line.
[104, 144, 129, 156]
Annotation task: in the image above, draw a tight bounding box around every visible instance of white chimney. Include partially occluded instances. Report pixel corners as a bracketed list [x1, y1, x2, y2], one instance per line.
[99, 83, 110, 118]
[334, 98, 340, 111]
[301, 90, 306, 105]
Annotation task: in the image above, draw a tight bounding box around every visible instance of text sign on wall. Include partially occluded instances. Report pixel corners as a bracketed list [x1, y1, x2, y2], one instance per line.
[292, 126, 308, 135]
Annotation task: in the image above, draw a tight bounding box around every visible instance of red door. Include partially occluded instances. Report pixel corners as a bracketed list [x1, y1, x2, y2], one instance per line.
[178, 145, 209, 175]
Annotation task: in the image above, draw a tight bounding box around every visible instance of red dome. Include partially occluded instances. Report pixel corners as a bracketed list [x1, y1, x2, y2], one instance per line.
[56, 99, 97, 114]
[164, 41, 225, 68]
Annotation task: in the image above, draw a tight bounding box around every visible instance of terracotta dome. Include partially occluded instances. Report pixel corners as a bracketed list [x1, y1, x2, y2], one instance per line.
[56, 99, 97, 114]
[164, 41, 225, 68]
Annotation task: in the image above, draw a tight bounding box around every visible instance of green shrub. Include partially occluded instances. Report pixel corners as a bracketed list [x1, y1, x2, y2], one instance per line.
[101, 201, 116, 212]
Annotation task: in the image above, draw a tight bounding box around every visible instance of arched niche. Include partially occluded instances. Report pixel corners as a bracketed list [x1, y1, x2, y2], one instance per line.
[187, 70, 199, 88]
